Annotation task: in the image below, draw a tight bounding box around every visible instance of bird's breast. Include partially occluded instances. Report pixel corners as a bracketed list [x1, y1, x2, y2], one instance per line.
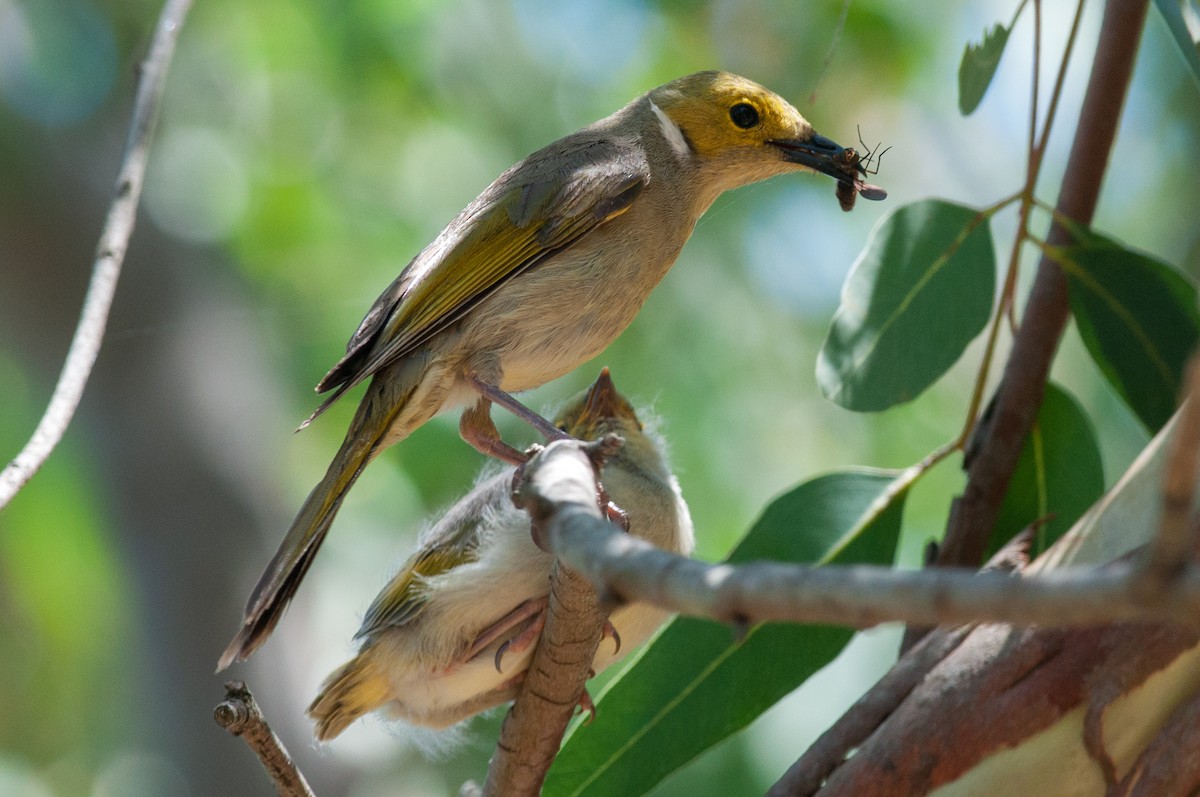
[461, 205, 693, 393]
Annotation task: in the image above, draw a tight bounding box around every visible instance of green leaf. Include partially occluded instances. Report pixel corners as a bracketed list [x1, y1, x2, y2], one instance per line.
[959, 23, 1011, 114]
[544, 469, 907, 797]
[991, 382, 1105, 559]
[817, 199, 996, 412]
[1152, 0, 1200, 93]
[1056, 239, 1200, 431]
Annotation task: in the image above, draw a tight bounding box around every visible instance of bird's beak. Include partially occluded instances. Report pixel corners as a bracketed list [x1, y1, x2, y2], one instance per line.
[771, 133, 857, 181]
[583, 367, 622, 420]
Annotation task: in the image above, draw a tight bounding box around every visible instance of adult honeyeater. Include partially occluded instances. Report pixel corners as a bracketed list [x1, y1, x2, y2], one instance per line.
[307, 368, 693, 738]
[218, 70, 881, 671]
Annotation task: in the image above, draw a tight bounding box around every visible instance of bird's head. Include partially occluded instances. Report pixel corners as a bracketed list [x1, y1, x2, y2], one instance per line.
[554, 367, 673, 489]
[555, 367, 642, 442]
[646, 71, 856, 206]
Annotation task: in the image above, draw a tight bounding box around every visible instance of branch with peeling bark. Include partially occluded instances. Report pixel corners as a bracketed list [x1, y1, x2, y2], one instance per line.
[1135, 359, 1200, 596]
[766, 624, 976, 796]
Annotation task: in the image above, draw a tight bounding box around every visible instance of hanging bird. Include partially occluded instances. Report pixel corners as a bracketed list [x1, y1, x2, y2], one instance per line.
[307, 368, 693, 738]
[219, 70, 882, 670]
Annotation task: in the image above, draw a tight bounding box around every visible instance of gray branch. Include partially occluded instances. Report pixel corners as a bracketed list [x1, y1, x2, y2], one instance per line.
[514, 446, 1200, 635]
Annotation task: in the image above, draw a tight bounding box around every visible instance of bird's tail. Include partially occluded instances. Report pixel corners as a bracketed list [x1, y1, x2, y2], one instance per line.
[217, 354, 442, 671]
[308, 649, 393, 741]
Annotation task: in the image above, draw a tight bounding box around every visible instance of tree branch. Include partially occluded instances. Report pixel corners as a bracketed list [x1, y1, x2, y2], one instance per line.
[1134, 356, 1200, 595]
[214, 681, 315, 797]
[937, 0, 1151, 568]
[765, 624, 975, 797]
[480, 439, 612, 797]
[493, 432, 1200, 634]
[543, 515, 1200, 629]
[1111, 686, 1200, 797]
[0, 0, 192, 510]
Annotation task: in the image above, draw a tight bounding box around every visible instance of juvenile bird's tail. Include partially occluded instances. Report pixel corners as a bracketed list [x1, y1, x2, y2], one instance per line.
[308, 649, 392, 741]
[217, 354, 443, 671]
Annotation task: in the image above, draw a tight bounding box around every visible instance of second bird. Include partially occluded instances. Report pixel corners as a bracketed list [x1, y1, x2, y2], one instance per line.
[220, 70, 872, 669]
[308, 368, 694, 739]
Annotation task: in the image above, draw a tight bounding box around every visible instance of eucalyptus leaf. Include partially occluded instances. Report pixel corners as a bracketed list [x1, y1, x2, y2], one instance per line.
[818, 199, 996, 412]
[959, 23, 1011, 114]
[544, 469, 907, 797]
[991, 382, 1104, 559]
[1056, 239, 1200, 431]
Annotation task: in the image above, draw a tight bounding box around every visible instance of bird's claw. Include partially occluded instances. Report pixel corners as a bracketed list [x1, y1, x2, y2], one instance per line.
[596, 479, 630, 531]
[575, 689, 597, 724]
[602, 619, 622, 655]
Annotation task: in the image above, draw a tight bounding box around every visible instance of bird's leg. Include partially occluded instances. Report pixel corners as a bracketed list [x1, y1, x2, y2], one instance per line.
[467, 374, 570, 442]
[455, 596, 549, 670]
[459, 396, 529, 465]
[493, 608, 548, 673]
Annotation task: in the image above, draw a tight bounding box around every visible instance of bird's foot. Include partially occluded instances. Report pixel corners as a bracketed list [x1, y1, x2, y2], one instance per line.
[459, 597, 549, 670]
[575, 688, 597, 724]
[460, 396, 529, 465]
[467, 375, 568, 443]
[601, 619, 621, 655]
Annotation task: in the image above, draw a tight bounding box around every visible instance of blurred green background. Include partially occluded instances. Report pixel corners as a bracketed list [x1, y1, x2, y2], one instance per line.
[1, 1, 1197, 795]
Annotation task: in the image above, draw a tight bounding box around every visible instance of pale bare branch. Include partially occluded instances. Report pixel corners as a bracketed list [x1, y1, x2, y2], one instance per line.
[0, 0, 193, 509]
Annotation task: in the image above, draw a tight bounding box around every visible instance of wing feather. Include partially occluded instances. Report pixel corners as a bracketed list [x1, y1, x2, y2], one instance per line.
[308, 138, 649, 419]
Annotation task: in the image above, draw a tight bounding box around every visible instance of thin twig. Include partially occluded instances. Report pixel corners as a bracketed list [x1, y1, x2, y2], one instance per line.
[0, 0, 192, 510]
[807, 0, 853, 106]
[957, 0, 1081, 449]
[1032, 0, 1087, 174]
[937, 0, 1151, 569]
[481, 439, 612, 797]
[214, 681, 315, 797]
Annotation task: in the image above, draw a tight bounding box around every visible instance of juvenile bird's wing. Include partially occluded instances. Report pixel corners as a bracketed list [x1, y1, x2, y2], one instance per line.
[308, 139, 650, 419]
[355, 470, 511, 638]
[356, 544, 470, 638]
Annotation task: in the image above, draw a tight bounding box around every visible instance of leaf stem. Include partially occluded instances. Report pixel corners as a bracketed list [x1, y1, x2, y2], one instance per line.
[939, 0, 1151, 569]
[954, 0, 1087, 451]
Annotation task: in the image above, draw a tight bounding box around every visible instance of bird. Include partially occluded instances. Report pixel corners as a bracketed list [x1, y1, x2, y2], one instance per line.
[306, 368, 694, 739]
[218, 70, 879, 671]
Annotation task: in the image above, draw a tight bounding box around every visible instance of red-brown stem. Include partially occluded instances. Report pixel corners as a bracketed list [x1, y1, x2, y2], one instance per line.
[937, 0, 1150, 569]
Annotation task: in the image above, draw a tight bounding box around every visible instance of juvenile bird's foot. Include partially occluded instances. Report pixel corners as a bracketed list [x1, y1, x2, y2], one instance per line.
[459, 597, 549, 669]
[602, 619, 621, 655]
[597, 480, 631, 531]
[493, 607, 548, 673]
[575, 689, 597, 724]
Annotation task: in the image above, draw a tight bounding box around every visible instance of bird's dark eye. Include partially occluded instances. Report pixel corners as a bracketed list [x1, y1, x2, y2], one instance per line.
[730, 102, 759, 129]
